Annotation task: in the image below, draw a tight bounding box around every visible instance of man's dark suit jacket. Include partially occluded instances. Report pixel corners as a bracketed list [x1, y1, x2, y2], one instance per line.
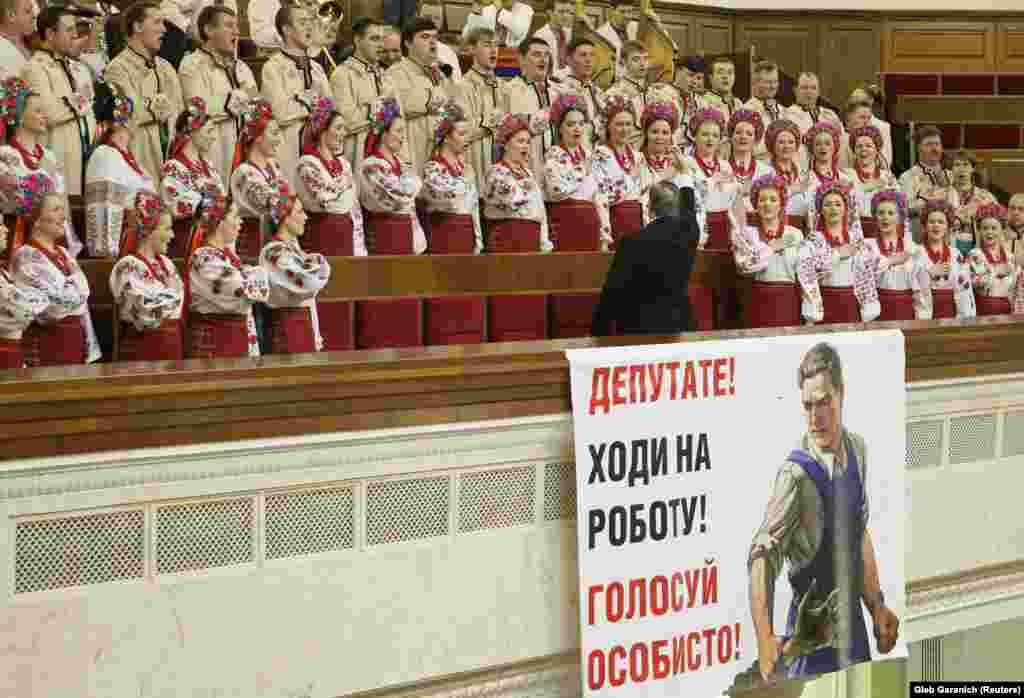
[590, 204, 700, 337]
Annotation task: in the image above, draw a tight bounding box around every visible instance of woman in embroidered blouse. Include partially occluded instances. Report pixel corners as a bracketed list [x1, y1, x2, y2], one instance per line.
[797, 181, 881, 324]
[766, 119, 810, 234]
[0, 221, 46, 368]
[0, 77, 82, 260]
[592, 95, 647, 244]
[230, 97, 288, 258]
[920, 199, 976, 319]
[160, 96, 225, 258]
[483, 112, 551, 252]
[803, 121, 855, 225]
[186, 191, 270, 358]
[733, 174, 805, 328]
[967, 203, 1024, 316]
[11, 183, 101, 366]
[109, 190, 185, 361]
[84, 81, 155, 259]
[725, 109, 771, 199]
[848, 124, 899, 240]
[259, 192, 331, 354]
[865, 190, 931, 321]
[357, 97, 427, 255]
[544, 93, 608, 252]
[421, 100, 483, 254]
[296, 96, 366, 256]
[947, 151, 996, 257]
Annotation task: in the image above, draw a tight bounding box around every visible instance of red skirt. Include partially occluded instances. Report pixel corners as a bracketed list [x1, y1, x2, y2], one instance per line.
[0, 337, 24, 369]
[318, 300, 354, 351]
[976, 294, 1012, 317]
[877, 288, 915, 321]
[188, 313, 249, 358]
[745, 280, 801, 328]
[548, 199, 601, 251]
[269, 306, 316, 354]
[119, 319, 184, 361]
[24, 316, 87, 367]
[169, 219, 193, 258]
[860, 217, 879, 240]
[237, 217, 263, 259]
[429, 212, 476, 254]
[821, 286, 861, 324]
[610, 201, 643, 242]
[705, 210, 732, 252]
[367, 211, 415, 255]
[488, 219, 541, 252]
[424, 296, 486, 345]
[305, 211, 355, 256]
[787, 215, 807, 234]
[932, 288, 956, 319]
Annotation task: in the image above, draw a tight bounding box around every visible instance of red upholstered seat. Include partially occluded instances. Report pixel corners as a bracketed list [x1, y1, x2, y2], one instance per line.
[356, 299, 423, 349]
[488, 294, 548, 342]
[549, 292, 599, 338]
[318, 300, 354, 351]
[425, 296, 486, 345]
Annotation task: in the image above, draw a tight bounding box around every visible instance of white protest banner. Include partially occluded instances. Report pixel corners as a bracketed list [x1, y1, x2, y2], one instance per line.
[567, 331, 907, 697]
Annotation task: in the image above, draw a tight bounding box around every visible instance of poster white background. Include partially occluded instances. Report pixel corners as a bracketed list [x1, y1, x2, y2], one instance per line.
[567, 331, 907, 697]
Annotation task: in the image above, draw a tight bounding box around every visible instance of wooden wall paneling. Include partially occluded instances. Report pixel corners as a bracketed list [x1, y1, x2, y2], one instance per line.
[819, 21, 881, 109]
[734, 19, 818, 83]
[996, 23, 1024, 73]
[695, 17, 733, 57]
[882, 21, 996, 73]
[657, 9, 693, 59]
[892, 96, 1024, 124]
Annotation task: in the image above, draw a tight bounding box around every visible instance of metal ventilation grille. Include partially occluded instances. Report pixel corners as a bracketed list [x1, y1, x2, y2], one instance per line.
[543, 462, 577, 521]
[948, 414, 997, 464]
[459, 466, 535, 532]
[14, 509, 145, 594]
[265, 486, 355, 560]
[366, 476, 449, 546]
[907, 420, 943, 469]
[921, 637, 943, 680]
[156, 498, 254, 575]
[1002, 411, 1024, 457]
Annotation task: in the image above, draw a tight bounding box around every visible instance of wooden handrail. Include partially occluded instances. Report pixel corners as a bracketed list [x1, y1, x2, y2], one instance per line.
[1, 317, 1023, 462]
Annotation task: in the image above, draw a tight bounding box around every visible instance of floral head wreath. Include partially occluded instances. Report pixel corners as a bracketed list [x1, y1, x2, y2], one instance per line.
[92, 79, 133, 136]
[848, 124, 883, 155]
[688, 107, 726, 140]
[802, 120, 842, 164]
[239, 97, 274, 147]
[550, 93, 590, 132]
[604, 94, 634, 130]
[169, 96, 210, 161]
[364, 96, 402, 158]
[268, 185, 298, 233]
[302, 95, 339, 155]
[765, 119, 801, 160]
[814, 180, 856, 231]
[728, 108, 765, 142]
[870, 188, 908, 227]
[118, 190, 164, 259]
[921, 198, 956, 229]
[641, 100, 679, 134]
[975, 202, 1008, 225]
[434, 99, 466, 148]
[0, 76, 35, 142]
[6, 170, 55, 264]
[494, 112, 532, 160]
[749, 174, 789, 215]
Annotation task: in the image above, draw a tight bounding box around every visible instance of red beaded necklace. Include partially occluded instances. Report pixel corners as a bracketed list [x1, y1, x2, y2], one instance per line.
[822, 221, 848, 248]
[695, 153, 720, 179]
[177, 151, 212, 179]
[108, 140, 145, 176]
[855, 159, 880, 183]
[562, 144, 585, 166]
[134, 253, 172, 286]
[613, 144, 637, 175]
[644, 150, 670, 172]
[29, 239, 71, 276]
[433, 153, 465, 178]
[773, 160, 798, 185]
[10, 137, 43, 170]
[759, 218, 786, 242]
[925, 242, 950, 265]
[878, 234, 904, 256]
[982, 241, 1006, 265]
[499, 159, 531, 180]
[730, 155, 756, 180]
